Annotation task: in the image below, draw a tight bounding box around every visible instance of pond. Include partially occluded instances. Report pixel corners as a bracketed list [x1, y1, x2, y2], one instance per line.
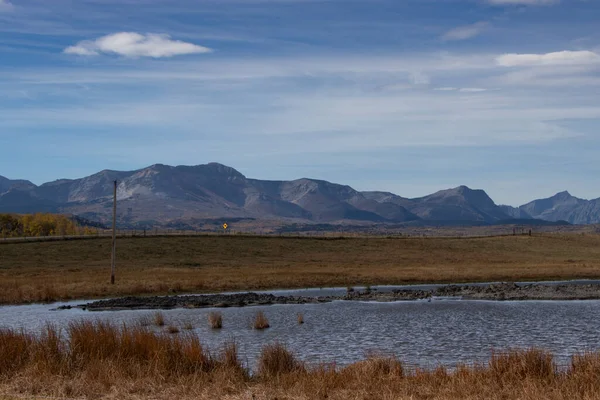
[2, 292, 600, 370]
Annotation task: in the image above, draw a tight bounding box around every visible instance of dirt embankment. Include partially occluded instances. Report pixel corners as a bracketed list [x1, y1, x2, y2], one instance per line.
[65, 282, 600, 311]
[434, 282, 600, 301]
[349, 282, 600, 302]
[71, 292, 330, 311]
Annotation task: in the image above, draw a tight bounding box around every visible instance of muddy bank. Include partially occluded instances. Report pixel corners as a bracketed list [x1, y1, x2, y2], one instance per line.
[434, 282, 600, 301]
[72, 292, 330, 311]
[67, 282, 600, 311]
[348, 282, 600, 302]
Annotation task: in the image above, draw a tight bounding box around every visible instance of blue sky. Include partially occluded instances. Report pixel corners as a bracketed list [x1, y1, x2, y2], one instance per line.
[1, 0, 599, 205]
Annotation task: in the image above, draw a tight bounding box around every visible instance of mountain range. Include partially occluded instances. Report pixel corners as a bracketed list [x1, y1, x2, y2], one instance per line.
[0, 163, 597, 227]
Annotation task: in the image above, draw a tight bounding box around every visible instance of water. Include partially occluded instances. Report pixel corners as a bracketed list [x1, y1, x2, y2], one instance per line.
[2, 296, 600, 370]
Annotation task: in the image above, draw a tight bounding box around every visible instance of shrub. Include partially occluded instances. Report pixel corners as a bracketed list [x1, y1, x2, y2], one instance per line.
[153, 312, 165, 327]
[257, 343, 303, 377]
[208, 312, 223, 329]
[489, 349, 555, 381]
[253, 311, 269, 330]
[167, 325, 179, 334]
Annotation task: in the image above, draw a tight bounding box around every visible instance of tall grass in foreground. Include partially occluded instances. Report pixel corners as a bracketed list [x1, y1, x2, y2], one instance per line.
[258, 343, 304, 377]
[3, 322, 600, 399]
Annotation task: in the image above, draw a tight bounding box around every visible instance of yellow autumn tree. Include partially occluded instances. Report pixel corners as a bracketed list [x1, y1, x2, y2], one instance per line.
[0, 213, 87, 237]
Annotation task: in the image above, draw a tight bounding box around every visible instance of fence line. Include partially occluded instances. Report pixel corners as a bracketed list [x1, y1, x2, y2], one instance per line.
[0, 228, 578, 244]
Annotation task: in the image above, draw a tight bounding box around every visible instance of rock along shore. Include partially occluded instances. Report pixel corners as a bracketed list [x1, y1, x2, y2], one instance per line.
[66, 282, 600, 311]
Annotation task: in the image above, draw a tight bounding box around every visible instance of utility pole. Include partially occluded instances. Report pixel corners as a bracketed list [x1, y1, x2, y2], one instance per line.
[111, 180, 117, 284]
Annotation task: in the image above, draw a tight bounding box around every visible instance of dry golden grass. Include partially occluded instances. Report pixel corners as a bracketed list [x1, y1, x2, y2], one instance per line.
[153, 312, 165, 327]
[253, 311, 270, 330]
[257, 343, 304, 377]
[2, 234, 600, 304]
[208, 312, 222, 329]
[3, 321, 600, 399]
[166, 325, 180, 334]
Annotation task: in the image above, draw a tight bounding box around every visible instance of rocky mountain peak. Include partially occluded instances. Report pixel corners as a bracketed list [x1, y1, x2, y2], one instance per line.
[0, 162, 596, 226]
[552, 191, 574, 200]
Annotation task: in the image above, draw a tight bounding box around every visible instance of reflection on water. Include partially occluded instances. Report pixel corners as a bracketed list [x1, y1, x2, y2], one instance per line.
[2, 298, 600, 370]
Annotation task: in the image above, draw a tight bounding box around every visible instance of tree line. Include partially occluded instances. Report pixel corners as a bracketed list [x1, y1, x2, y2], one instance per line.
[0, 213, 95, 237]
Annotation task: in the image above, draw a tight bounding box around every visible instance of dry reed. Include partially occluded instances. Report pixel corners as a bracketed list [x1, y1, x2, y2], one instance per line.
[253, 311, 269, 330]
[257, 343, 304, 377]
[208, 312, 222, 329]
[167, 325, 180, 334]
[4, 322, 600, 399]
[153, 312, 165, 327]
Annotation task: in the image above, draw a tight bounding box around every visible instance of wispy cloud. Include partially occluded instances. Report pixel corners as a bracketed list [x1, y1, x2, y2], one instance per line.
[64, 32, 212, 58]
[496, 50, 600, 67]
[3, 53, 596, 150]
[434, 87, 488, 92]
[487, 0, 558, 5]
[409, 71, 431, 85]
[0, 0, 13, 11]
[493, 65, 600, 87]
[459, 88, 488, 92]
[442, 22, 488, 41]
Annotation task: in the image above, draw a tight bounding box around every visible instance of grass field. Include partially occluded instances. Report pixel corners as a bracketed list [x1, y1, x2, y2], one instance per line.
[2, 320, 600, 399]
[1, 233, 600, 304]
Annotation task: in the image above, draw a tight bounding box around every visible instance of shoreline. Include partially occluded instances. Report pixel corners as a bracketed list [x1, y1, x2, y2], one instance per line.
[68, 282, 600, 311]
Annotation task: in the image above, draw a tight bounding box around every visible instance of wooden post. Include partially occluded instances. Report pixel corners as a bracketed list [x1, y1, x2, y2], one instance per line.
[111, 180, 117, 285]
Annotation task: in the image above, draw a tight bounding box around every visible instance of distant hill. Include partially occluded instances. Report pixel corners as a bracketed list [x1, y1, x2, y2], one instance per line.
[364, 186, 510, 224]
[0, 163, 591, 227]
[500, 191, 600, 225]
[0, 176, 35, 194]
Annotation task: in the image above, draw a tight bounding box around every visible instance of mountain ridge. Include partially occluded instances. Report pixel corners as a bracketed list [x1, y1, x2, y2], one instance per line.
[0, 163, 595, 226]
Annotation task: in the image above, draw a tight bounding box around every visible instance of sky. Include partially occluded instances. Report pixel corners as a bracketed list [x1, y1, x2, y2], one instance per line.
[0, 0, 599, 206]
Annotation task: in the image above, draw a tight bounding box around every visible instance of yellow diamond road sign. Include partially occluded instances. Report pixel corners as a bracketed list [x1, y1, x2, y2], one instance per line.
[223, 223, 228, 230]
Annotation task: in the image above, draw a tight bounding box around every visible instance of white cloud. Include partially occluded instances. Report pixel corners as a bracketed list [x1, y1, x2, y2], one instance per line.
[433, 87, 487, 92]
[496, 51, 600, 67]
[459, 88, 487, 92]
[487, 0, 557, 5]
[442, 22, 488, 41]
[409, 71, 430, 85]
[64, 32, 212, 58]
[492, 64, 600, 87]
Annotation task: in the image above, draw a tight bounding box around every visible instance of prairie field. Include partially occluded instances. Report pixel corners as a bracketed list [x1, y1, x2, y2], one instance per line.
[1, 233, 600, 304]
[2, 321, 600, 400]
